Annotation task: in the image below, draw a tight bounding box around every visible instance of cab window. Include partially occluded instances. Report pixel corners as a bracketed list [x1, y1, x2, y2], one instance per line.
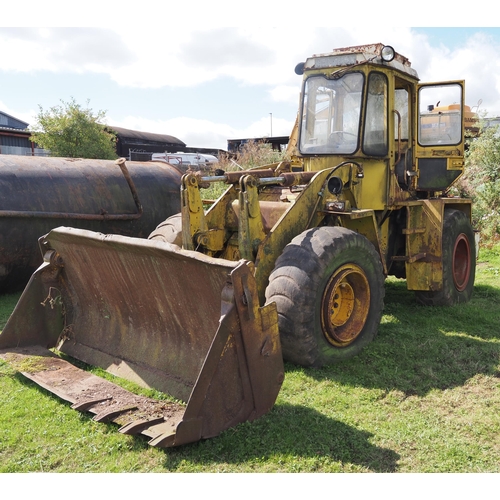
[418, 84, 463, 146]
[299, 72, 363, 155]
[363, 72, 388, 156]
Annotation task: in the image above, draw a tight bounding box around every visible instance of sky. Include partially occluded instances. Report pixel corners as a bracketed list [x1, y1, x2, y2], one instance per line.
[1, 3, 500, 151]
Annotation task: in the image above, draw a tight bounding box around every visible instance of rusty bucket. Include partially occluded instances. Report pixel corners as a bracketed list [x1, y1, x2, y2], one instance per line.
[0, 227, 284, 447]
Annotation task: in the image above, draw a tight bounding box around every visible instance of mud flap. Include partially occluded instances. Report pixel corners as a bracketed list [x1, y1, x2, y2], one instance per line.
[0, 227, 284, 447]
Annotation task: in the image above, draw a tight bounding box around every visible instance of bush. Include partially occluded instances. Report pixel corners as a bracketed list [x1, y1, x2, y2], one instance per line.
[218, 140, 289, 172]
[459, 122, 500, 246]
[202, 141, 288, 201]
[29, 98, 117, 160]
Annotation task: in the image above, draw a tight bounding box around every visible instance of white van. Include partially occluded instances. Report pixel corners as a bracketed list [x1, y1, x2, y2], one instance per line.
[152, 152, 218, 171]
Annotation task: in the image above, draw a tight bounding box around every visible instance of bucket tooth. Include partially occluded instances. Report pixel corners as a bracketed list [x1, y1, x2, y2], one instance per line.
[71, 397, 112, 412]
[118, 417, 165, 435]
[148, 431, 177, 448]
[93, 405, 138, 423]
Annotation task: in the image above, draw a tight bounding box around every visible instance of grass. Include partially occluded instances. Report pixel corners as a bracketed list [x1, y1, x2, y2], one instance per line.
[0, 246, 499, 473]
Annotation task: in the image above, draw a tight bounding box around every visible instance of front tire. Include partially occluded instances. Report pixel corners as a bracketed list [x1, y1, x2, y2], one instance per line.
[148, 213, 183, 247]
[265, 226, 385, 367]
[415, 209, 476, 306]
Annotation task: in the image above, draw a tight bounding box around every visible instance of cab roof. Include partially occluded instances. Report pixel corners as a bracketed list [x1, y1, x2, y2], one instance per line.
[304, 43, 419, 80]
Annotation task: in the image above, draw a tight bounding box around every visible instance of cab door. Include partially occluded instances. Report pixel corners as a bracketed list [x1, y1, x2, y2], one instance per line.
[415, 81, 465, 192]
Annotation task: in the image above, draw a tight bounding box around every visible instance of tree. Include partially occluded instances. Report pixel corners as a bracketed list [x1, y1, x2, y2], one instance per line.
[30, 98, 117, 160]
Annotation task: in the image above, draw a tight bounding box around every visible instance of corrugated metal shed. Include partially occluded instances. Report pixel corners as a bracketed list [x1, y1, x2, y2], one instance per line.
[0, 111, 29, 130]
[109, 126, 186, 158]
[227, 136, 290, 153]
[0, 111, 33, 155]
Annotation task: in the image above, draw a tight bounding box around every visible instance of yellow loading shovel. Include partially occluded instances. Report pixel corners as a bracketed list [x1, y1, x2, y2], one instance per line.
[0, 227, 284, 447]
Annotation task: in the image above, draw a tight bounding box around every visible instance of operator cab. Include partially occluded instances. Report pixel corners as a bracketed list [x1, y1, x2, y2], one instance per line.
[295, 44, 418, 159]
[295, 43, 466, 196]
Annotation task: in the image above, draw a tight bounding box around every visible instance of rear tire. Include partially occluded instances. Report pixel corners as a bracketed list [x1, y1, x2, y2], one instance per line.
[265, 226, 385, 367]
[415, 209, 476, 306]
[148, 213, 183, 247]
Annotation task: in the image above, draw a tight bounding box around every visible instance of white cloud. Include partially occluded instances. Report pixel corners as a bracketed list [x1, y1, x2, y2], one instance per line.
[3, 25, 500, 150]
[180, 28, 275, 68]
[0, 27, 425, 88]
[417, 32, 500, 114]
[0, 28, 135, 74]
[269, 85, 301, 105]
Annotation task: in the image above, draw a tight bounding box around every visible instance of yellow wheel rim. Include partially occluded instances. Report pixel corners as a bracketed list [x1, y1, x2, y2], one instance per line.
[321, 264, 370, 346]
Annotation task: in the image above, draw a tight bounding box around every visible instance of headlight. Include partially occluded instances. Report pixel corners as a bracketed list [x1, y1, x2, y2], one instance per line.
[381, 45, 395, 62]
[327, 176, 343, 195]
[295, 62, 305, 75]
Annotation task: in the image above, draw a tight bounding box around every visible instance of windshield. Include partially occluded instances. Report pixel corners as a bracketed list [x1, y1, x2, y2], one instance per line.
[299, 72, 364, 155]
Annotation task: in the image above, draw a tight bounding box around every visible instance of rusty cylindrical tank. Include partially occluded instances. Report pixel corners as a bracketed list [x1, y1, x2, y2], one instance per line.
[0, 155, 183, 293]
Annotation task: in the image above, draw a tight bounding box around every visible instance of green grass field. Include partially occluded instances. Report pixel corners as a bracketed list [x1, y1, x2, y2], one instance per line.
[1, 246, 499, 473]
